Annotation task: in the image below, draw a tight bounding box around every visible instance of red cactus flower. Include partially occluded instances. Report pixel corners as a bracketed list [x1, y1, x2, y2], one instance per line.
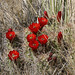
[53, 56, 57, 62]
[6, 29, 16, 41]
[38, 34, 48, 45]
[8, 50, 19, 61]
[29, 23, 40, 33]
[57, 11, 61, 22]
[44, 11, 49, 19]
[27, 34, 36, 42]
[38, 17, 48, 27]
[49, 52, 53, 57]
[48, 57, 52, 61]
[57, 32, 63, 43]
[29, 40, 39, 50]
[8, 28, 12, 32]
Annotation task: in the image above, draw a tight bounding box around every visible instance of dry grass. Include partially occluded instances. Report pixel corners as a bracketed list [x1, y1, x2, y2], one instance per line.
[0, 0, 75, 75]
